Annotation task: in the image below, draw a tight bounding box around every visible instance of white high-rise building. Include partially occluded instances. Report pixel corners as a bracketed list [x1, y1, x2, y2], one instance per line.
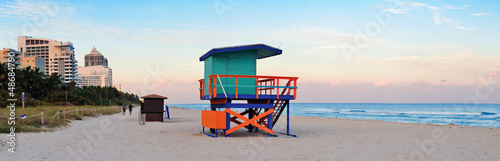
[77, 66, 112, 87]
[17, 36, 79, 84]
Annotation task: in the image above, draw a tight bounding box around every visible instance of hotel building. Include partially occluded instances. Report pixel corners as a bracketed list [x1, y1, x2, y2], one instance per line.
[17, 36, 79, 84]
[1, 48, 22, 68]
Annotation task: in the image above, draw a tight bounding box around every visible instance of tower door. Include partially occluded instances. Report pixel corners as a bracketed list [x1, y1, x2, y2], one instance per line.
[212, 56, 229, 95]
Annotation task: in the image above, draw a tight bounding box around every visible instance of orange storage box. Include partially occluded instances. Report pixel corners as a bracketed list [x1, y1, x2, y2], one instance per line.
[201, 111, 226, 129]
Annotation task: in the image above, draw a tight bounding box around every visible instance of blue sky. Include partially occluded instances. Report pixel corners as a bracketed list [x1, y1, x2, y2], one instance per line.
[1, 0, 500, 103]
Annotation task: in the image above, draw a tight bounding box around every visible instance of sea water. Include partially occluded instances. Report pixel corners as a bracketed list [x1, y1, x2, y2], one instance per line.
[172, 103, 500, 128]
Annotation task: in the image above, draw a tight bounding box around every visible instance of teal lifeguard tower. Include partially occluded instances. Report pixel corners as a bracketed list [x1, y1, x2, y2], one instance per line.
[198, 44, 298, 137]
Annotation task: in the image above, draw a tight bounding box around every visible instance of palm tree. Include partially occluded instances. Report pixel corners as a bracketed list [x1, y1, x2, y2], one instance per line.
[0, 63, 7, 91]
[44, 73, 62, 98]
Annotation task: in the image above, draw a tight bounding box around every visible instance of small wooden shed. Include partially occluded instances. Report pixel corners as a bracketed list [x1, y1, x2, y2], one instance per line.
[140, 94, 168, 122]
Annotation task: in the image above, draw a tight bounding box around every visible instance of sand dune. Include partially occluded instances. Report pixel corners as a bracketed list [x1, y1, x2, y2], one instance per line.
[1, 107, 499, 160]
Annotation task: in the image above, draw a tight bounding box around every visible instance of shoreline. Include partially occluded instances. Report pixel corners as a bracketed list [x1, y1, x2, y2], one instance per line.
[172, 106, 500, 129]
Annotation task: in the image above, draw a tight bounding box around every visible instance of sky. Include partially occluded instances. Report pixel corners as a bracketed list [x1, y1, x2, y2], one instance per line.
[1, 0, 499, 104]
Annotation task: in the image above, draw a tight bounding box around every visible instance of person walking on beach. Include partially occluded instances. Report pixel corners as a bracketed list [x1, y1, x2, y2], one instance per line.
[122, 103, 127, 115]
[128, 103, 133, 115]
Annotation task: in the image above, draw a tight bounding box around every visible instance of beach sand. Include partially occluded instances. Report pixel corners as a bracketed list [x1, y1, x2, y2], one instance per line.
[1, 107, 499, 160]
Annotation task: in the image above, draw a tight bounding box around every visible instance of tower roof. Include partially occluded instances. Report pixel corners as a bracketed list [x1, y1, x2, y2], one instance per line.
[89, 46, 100, 55]
[141, 94, 168, 99]
[199, 44, 282, 61]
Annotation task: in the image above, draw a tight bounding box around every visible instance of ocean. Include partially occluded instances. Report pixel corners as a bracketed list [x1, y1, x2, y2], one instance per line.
[171, 103, 500, 128]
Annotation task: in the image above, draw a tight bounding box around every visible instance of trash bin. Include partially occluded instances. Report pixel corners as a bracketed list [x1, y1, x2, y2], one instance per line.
[139, 113, 146, 125]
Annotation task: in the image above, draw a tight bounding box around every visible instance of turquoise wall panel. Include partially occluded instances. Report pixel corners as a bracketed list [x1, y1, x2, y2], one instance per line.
[203, 49, 258, 96]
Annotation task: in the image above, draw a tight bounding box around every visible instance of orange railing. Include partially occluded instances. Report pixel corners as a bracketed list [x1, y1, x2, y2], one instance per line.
[199, 75, 298, 100]
[199, 79, 205, 99]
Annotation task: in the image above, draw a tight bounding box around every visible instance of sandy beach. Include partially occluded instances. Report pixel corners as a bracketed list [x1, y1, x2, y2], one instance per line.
[1, 107, 499, 161]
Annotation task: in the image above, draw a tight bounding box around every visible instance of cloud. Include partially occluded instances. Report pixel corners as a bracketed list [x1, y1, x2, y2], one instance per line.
[374, 81, 389, 87]
[455, 25, 477, 30]
[443, 4, 469, 10]
[488, 72, 500, 77]
[390, 2, 440, 11]
[377, 2, 440, 14]
[344, 43, 500, 85]
[133, 25, 353, 44]
[408, 2, 426, 7]
[0, 0, 65, 19]
[0, 0, 126, 38]
[425, 5, 440, 10]
[379, 2, 474, 30]
[442, 17, 452, 23]
[408, 2, 440, 10]
[130, 23, 394, 53]
[433, 16, 452, 24]
[381, 8, 409, 14]
[472, 13, 489, 16]
[302, 80, 500, 103]
[375, 5, 409, 14]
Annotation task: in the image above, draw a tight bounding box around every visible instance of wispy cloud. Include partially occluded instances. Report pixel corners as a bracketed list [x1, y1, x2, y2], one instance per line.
[347, 43, 500, 84]
[455, 25, 477, 30]
[374, 80, 390, 87]
[302, 80, 500, 103]
[472, 13, 489, 16]
[433, 16, 452, 24]
[299, 42, 500, 88]
[396, 2, 440, 10]
[0, 0, 125, 39]
[379, 2, 476, 30]
[0, 0, 65, 19]
[488, 72, 500, 77]
[425, 6, 440, 10]
[375, 5, 409, 14]
[443, 4, 469, 10]
[131, 28, 241, 43]
[376, 2, 439, 14]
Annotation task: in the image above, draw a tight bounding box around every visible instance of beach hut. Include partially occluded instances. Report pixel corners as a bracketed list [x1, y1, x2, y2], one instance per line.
[198, 44, 298, 137]
[140, 94, 168, 122]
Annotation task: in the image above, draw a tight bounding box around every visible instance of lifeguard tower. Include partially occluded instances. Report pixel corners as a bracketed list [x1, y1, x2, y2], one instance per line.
[198, 44, 298, 137]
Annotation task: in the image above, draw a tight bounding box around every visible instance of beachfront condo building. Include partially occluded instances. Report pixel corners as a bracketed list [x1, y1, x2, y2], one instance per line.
[17, 36, 79, 84]
[1, 48, 22, 68]
[84, 46, 108, 67]
[77, 65, 112, 87]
